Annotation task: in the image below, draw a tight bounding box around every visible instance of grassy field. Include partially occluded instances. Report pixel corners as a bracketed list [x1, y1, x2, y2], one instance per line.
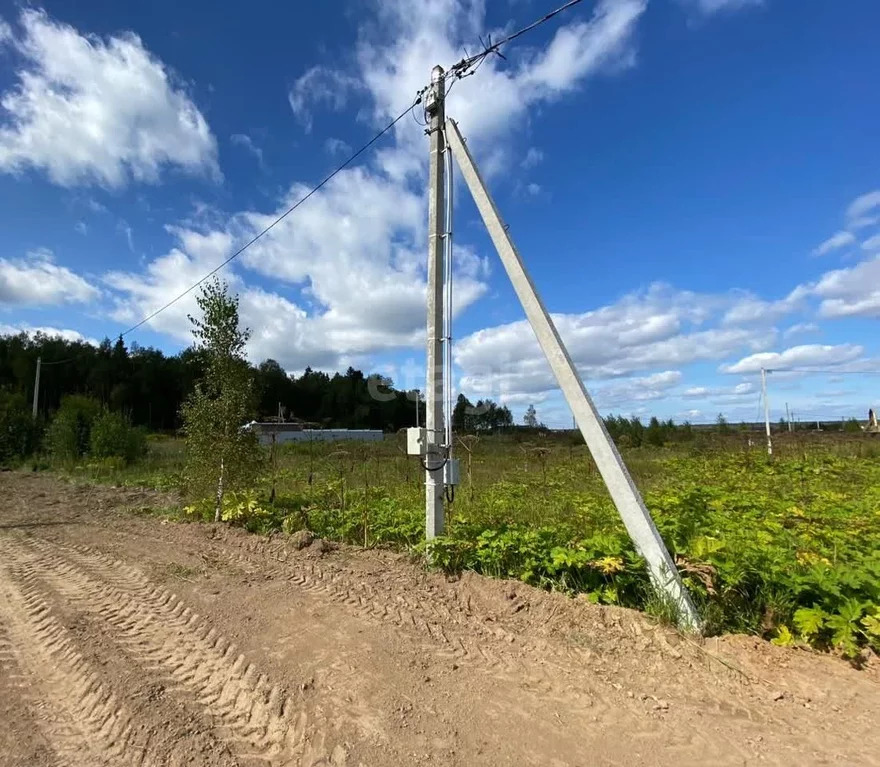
[67, 430, 880, 655]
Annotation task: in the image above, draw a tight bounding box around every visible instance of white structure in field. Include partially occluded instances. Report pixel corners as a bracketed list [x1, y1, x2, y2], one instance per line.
[243, 422, 383, 446]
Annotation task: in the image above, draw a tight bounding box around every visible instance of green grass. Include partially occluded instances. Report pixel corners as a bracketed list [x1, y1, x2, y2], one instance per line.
[62, 431, 880, 655]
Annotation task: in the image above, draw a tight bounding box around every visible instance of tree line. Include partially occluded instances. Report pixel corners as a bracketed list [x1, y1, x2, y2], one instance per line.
[0, 331, 520, 436]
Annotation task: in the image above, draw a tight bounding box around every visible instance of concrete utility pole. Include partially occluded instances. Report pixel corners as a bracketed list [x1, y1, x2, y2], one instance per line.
[32, 356, 41, 419]
[785, 402, 792, 433]
[445, 118, 700, 629]
[424, 65, 447, 539]
[761, 368, 772, 456]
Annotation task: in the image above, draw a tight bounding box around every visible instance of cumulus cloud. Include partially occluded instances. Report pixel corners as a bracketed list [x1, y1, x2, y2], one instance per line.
[0, 9, 218, 187]
[104, 169, 488, 370]
[106, 0, 648, 371]
[0, 248, 99, 306]
[455, 284, 777, 401]
[683, 381, 754, 399]
[722, 344, 864, 375]
[812, 256, 880, 318]
[592, 370, 682, 408]
[0, 322, 98, 345]
[721, 288, 804, 325]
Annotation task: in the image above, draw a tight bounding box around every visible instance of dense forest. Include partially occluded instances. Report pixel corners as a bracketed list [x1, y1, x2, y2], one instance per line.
[0, 332, 513, 434]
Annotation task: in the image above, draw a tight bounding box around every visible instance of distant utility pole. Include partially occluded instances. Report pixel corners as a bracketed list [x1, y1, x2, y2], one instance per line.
[424, 65, 447, 540]
[785, 402, 793, 433]
[32, 356, 41, 419]
[761, 368, 772, 456]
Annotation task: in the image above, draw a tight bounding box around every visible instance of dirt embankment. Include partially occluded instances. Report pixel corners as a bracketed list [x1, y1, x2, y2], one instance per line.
[1, 472, 878, 767]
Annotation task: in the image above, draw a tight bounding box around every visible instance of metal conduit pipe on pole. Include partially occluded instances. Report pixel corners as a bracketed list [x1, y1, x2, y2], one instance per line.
[444, 117, 700, 630]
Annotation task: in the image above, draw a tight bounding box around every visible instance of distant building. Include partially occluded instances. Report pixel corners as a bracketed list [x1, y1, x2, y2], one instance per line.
[243, 422, 384, 445]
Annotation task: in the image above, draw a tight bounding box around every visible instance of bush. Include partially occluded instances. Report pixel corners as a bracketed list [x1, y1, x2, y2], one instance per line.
[46, 395, 101, 462]
[0, 391, 41, 465]
[89, 410, 146, 464]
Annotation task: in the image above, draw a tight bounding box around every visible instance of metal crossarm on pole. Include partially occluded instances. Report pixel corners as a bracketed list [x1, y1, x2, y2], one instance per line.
[444, 118, 700, 630]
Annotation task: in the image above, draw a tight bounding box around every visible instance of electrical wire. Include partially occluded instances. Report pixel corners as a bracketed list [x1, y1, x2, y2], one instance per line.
[766, 368, 880, 375]
[444, 0, 586, 81]
[118, 96, 423, 338]
[40, 358, 74, 366]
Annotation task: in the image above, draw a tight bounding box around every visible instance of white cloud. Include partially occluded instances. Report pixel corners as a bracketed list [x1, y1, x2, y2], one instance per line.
[74, 221, 87, 235]
[288, 66, 360, 133]
[104, 170, 488, 370]
[107, 0, 646, 370]
[0, 18, 11, 43]
[456, 284, 776, 400]
[683, 381, 754, 399]
[813, 230, 856, 257]
[0, 323, 98, 345]
[324, 137, 351, 157]
[0, 248, 99, 306]
[526, 182, 542, 196]
[846, 190, 880, 222]
[0, 9, 217, 187]
[341, 0, 647, 182]
[721, 288, 803, 325]
[812, 255, 880, 318]
[117, 220, 135, 252]
[722, 344, 864, 375]
[521, 147, 543, 169]
[679, 0, 763, 14]
[230, 133, 264, 167]
[861, 234, 880, 252]
[592, 370, 682, 408]
[783, 322, 818, 339]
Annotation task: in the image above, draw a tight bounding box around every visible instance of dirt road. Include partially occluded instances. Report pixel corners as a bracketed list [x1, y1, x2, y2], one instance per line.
[1, 472, 878, 767]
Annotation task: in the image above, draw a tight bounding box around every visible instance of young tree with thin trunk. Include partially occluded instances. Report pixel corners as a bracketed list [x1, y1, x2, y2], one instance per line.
[181, 279, 262, 521]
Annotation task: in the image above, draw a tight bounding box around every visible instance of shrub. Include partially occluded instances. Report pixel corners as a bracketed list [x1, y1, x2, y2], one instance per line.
[0, 391, 41, 465]
[46, 395, 101, 462]
[89, 410, 146, 464]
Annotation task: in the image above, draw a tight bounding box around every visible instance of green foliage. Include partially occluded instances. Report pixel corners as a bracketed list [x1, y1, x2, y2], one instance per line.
[46, 395, 101, 462]
[843, 418, 863, 433]
[182, 279, 263, 520]
[62, 428, 880, 657]
[89, 410, 146, 464]
[0, 391, 41, 465]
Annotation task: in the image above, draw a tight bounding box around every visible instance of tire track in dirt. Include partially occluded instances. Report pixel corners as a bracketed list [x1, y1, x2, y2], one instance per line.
[27, 532, 748, 764]
[3, 534, 349, 767]
[0, 556, 156, 766]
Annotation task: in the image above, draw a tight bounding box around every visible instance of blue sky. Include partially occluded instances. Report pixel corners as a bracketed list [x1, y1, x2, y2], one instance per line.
[1, 0, 879, 427]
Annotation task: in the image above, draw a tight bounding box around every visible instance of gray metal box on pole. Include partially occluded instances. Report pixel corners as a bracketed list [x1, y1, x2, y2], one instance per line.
[445, 118, 700, 630]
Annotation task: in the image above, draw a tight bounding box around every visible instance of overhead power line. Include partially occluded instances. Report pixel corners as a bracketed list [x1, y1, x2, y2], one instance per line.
[118, 96, 422, 338]
[118, 0, 589, 339]
[446, 0, 586, 80]
[766, 368, 880, 375]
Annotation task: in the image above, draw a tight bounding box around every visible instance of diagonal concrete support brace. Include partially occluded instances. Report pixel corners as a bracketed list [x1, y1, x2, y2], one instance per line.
[445, 118, 700, 630]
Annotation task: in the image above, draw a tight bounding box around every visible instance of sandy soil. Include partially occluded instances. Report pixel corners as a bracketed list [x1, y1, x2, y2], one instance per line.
[0, 471, 878, 767]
